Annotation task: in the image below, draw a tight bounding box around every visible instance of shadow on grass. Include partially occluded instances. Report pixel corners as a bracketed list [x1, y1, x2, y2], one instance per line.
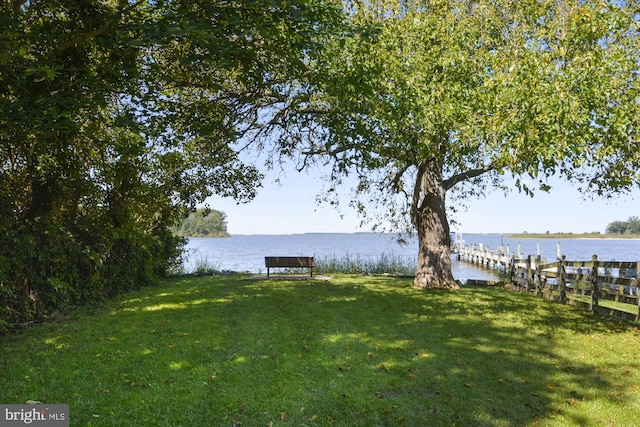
[1, 275, 638, 426]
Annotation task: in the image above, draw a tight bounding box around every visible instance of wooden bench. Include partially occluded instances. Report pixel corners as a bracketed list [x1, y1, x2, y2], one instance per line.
[265, 256, 314, 278]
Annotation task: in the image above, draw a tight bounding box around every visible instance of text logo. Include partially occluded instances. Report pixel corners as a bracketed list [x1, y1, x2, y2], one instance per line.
[0, 405, 68, 426]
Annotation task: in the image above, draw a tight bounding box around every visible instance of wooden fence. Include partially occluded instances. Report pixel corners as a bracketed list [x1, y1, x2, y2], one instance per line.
[457, 244, 640, 323]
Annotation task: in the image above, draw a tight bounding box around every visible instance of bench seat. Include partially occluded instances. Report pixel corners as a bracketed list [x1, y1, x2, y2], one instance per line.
[265, 256, 314, 278]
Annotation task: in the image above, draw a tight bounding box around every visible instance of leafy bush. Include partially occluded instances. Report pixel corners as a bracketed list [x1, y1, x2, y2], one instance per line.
[0, 219, 184, 332]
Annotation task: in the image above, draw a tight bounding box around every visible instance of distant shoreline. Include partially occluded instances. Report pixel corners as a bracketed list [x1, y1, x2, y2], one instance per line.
[507, 233, 640, 240]
[184, 231, 640, 239]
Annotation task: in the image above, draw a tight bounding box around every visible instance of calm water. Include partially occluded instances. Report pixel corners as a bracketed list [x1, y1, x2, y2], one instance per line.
[183, 233, 640, 283]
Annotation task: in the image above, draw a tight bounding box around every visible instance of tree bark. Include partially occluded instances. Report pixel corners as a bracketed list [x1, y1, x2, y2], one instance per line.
[412, 162, 459, 290]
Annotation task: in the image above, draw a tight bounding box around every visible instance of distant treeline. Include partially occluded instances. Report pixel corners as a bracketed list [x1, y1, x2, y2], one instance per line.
[606, 216, 640, 235]
[511, 231, 605, 239]
[173, 209, 229, 237]
[510, 217, 640, 239]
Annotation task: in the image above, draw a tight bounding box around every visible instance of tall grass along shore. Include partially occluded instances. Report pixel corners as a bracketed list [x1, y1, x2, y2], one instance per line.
[314, 253, 416, 276]
[1, 275, 638, 426]
[180, 252, 418, 277]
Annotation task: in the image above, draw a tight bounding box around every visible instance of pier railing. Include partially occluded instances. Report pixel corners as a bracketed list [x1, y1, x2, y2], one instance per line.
[457, 244, 640, 323]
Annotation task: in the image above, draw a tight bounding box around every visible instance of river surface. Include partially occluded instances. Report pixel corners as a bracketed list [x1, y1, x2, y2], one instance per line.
[183, 233, 640, 283]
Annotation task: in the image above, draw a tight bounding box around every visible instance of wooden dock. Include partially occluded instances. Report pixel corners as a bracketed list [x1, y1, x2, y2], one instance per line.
[457, 244, 640, 324]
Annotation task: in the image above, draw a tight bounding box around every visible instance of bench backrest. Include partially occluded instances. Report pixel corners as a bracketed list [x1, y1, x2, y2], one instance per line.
[265, 256, 315, 268]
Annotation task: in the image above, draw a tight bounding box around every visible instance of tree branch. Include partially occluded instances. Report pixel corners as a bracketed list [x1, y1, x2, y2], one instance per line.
[442, 164, 494, 191]
[12, 0, 28, 13]
[56, 24, 113, 52]
[388, 162, 412, 193]
[412, 163, 428, 218]
[301, 145, 351, 157]
[55, 1, 145, 53]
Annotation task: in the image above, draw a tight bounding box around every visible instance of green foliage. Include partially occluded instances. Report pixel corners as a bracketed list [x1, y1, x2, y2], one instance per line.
[1, 275, 639, 425]
[0, 0, 342, 327]
[279, 0, 640, 286]
[173, 208, 229, 237]
[606, 216, 640, 235]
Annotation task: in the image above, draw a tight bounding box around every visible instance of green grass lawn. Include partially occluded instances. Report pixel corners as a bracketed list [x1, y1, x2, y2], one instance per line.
[2, 275, 639, 426]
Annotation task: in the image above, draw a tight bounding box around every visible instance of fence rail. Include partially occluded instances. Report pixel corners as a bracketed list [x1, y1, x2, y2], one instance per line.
[457, 244, 640, 323]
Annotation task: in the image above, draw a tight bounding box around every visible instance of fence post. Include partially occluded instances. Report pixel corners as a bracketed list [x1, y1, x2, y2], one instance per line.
[636, 261, 640, 324]
[590, 255, 599, 315]
[509, 255, 516, 287]
[535, 255, 543, 296]
[526, 255, 533, 292]
[559, 255, 567, 304]
[619, 263, 625, 295]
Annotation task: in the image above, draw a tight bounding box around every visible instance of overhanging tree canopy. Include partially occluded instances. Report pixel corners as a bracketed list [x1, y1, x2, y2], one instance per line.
[276, 0, 640, 288]
[0, 0, 341, 327]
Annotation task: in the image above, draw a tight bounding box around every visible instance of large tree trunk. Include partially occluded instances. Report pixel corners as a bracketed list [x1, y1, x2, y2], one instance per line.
[412, 163, 459, 290]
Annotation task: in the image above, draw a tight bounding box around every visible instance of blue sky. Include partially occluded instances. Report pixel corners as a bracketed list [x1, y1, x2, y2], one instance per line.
[206, 164, 640, 235]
